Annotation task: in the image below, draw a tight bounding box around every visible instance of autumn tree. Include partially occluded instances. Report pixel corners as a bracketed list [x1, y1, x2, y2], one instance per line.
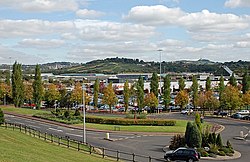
[175, 90, 189, 110]
[12, 62, 24, 107]
[45, 83, 60, 107]
[220, 85, 241, 114]
[150, 72, 158, 98]
[242, 90, 250, 108]
[123, 80, 130, 112]
[198, 91, 219, 116]
[163, 75, 171, 109]
[103, 82, 117, 113]
[33, 64, 44, 109]
[24, 82, 33, 104]
[144, 92, 158, 113]
[0, 82, 11, 104]
[93, 79, 99, 109]
[191, 76, 199, 108]
[178, 77, 185, 91]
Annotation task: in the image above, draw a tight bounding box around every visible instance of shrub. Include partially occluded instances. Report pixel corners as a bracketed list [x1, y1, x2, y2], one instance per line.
[208, 153, 217, 158]
[169, 134, 185, 150]
[195, 113, 202, 132]
[64, 110, 70, 119]
[212, 133, 217, 144]
[188, 123, 202, 148]
[219, 147, 232, 154]
[208, 133, 214, 144]
[208, 144, 219, 154]
[226, 140, 233, 149]
[185, 121, 192, 146]
[125, 113, 147, 119]
[74, 109, 81, 116]
[218, 151, 226, 156]
[0, 108, 4, 125]
[197, 148, 209, 157]
[216, 133, 223, 148]
[202, 125, 210, 147]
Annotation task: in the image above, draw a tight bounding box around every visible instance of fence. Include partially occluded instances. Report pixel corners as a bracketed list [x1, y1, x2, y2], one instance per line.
[2, 122, 166, 162]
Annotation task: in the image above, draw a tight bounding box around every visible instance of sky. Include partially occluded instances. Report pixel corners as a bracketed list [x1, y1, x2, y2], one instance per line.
[0, 0, 250, 65]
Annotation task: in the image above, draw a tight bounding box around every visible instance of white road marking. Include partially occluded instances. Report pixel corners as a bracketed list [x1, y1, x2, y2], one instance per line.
[65, 133, 82, 137]
[28, 125, 41, 129]
[47, 128, 63, 132]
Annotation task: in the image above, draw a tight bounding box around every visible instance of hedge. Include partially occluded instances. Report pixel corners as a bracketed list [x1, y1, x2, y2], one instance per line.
[33, 113, 176, 126]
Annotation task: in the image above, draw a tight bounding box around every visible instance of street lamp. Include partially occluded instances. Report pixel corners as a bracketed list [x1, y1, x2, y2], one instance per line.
[4, 94, 6, 106]
[158, 49, 163, 113]
[82, 84, 86, 143]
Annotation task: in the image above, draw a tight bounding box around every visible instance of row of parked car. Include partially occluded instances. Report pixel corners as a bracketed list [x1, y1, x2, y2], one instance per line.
[214, 109, 250, 120]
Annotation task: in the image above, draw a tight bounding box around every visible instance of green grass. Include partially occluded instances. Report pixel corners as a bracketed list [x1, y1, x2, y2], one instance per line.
[1, 106, 50, 115]
[0, 127, 112, 162]
[75, 120, 188, 133]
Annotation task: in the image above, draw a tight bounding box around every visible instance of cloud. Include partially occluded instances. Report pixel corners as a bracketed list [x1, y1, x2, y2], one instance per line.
[76, 9, 105, 19]
[18, 39, 65, 49]
[125, 5, 250, 33]
[0, 19, 75, 38]
[74, 19, 156, 41]
[0, 0, 78, 12]
[225, 0, 250, 8]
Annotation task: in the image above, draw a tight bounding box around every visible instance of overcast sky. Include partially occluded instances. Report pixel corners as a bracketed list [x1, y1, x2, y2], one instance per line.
[0, 0, 250, 64]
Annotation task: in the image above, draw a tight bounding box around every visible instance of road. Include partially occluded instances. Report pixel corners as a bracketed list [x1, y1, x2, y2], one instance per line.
[5, 113, 250, 162]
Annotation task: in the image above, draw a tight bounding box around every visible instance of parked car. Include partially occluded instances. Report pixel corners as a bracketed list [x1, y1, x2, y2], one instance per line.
[242, 115, 250, 120]
[213, 110, 228, 116]
[237, 110, 250, 115]
[181, 109, 193, 114]
[164, 147, 200, 162]
[231, 113, 243, 119]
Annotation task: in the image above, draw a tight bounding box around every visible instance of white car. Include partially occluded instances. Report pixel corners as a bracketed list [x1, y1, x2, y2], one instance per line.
[181, 109, 193, 114]
[238, 110, 250, 115]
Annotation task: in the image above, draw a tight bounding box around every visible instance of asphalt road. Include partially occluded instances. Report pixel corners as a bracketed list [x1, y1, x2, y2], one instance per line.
[5, 113, 250, 162]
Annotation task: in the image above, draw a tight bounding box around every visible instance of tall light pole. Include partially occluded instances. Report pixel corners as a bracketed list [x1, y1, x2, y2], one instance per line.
[9, 57, 12, 84]
[157, 49, 163, 113]
[82, 84, 86, 143]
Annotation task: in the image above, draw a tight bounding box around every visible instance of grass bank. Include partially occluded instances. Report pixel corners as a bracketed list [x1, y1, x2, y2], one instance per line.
[0, 127, 112, 162]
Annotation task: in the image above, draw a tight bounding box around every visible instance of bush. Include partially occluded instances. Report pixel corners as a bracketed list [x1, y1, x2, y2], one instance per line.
[187, 122, 202, 148]
[197, 148, 209, 157]
[64, 110, 70, 119]
[219, 147, 233, 154]
[208, 153, 217, 158]
[125, 113, 147, 119]
[208, 144, 219, 154]
[218, 151, 226, 156]
[226, 140, 233, 149]
[0, 108, 4, 125]
[216, 134, 223, 147]
[195, 113, 202, 132]
[74, 109, 81, 116]
[169, 134, 185, 150]
[185, 121, 192, 146]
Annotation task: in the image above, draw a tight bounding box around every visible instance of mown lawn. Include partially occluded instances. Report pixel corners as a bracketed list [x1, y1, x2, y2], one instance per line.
[1, 106, 50, 115]
[0, 127, 112, 162]
[76, 120, 188, 133]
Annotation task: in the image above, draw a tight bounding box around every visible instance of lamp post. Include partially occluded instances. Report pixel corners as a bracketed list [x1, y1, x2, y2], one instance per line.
[82, 84, 86, 143]
[9, 57, 11, 84]
[158, 49, 163, 113]
[4, 94, 6, 105]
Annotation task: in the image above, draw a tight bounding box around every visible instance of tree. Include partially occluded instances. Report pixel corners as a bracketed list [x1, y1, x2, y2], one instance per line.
[93, 79, 99, 109]
[198, 91, 220, 116]
[45, 83, 60, 107]
[218, 76, 225, 102]
[185, 122, 202, 148]
[144, 92, 158, 113]
[150, 72, 158, 98]
[0, 82, 11, 104]
[24, 82, 33, 104]
[103, 82, 117, 113]
[242, 72, 250, 94]
[178, 77, 185, 91]
[33, 65, 44, 109]
[175, 90, 189, 110]
[12, 62, 24, 107]
[205, 77, 211, 91]
[136, 84, 144, 111]
[185, 121, 192, 146]
[220, 85, 241, 114]
[138, 76, 144, 91]
[191, 76, 199, 108]
[229, 73, 237, 87]
[216, 133, 223, 148]
[242, 90, 250, 107]
[195, 113, 202, 132]
[123, 80, 130, 112]
[0, 108, 4, 125]
[163, 75, 171, 109]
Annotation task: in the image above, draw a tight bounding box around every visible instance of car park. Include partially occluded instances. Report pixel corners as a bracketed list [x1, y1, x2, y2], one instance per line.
[242, 115, 250, 120]
[213, 110, 228, 116]
[164, 147, 200, 162]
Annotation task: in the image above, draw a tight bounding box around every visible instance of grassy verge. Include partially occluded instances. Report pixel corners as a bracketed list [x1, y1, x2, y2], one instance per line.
[0, 127, 112, 162]
[1, 106, 50, 115]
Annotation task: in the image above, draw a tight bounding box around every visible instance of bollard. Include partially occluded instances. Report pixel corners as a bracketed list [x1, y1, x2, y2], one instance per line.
[240, 131, 244, 138]
[106, 133, 110, 140]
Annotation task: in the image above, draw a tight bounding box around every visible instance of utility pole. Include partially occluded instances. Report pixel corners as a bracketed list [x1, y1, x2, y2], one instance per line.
[82, 84, 86, 143]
